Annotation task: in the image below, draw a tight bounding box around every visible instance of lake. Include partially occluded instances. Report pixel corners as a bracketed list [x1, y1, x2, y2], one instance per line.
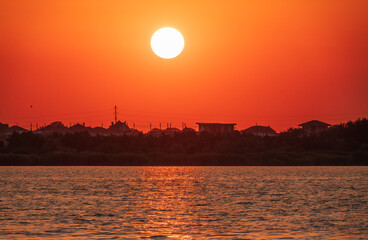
[0, 166, 367, 239]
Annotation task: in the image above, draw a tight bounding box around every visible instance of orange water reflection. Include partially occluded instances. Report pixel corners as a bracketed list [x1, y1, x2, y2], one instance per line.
[1, 166, 368, 239]
[127, 167, 204, 239]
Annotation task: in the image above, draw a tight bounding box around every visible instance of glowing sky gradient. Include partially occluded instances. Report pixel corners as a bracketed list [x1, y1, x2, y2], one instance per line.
[0, 0, 367, 131]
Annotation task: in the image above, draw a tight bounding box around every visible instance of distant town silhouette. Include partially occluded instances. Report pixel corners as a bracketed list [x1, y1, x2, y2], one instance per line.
[0, 119, 333, 137]
[0, 118, 367, 166]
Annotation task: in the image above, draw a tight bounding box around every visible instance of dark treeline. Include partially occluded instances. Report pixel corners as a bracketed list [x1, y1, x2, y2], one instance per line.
[0, 118, 367, 166]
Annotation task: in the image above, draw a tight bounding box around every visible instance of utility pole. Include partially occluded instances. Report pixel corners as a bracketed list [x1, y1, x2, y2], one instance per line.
[114, 105, 118, 124]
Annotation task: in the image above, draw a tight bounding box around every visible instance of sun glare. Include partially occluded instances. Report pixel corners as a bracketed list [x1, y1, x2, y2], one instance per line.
[151, 27, 184, 59]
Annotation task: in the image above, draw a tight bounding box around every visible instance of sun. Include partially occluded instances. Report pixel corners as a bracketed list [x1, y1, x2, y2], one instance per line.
[151, 27, 184, 59]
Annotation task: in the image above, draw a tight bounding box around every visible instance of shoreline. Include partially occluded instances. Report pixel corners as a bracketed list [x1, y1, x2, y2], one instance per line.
[1, 151, 366, 166]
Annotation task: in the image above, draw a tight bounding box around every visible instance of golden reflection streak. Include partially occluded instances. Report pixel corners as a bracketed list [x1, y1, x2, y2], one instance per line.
[132, 167, 204, 239]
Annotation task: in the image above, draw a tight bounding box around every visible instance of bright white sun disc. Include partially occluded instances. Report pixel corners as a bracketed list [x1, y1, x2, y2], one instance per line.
[151, 27, 184, 59]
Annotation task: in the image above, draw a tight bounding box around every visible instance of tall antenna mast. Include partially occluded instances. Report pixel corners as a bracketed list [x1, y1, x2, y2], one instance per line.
[113, 105, 118, 124]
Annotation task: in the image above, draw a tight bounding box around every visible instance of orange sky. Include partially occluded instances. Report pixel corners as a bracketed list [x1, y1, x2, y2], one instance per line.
[1, 0, 367, 132]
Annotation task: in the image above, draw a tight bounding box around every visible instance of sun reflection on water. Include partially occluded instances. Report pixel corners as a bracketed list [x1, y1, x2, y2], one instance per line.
[1, 167, 367, 239]
[127, 167, 203, 237]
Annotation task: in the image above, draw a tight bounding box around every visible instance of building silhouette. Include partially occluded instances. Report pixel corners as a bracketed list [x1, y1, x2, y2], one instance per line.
[298, 120, 331, 135]
[163, 127, 181, 136]
[36, 121, 68, 134]
[196, 123, 236, 134]
[242, 125, 277, 137]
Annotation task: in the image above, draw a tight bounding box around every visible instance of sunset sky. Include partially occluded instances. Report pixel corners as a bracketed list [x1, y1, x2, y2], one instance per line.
[1, 0, 367, 132]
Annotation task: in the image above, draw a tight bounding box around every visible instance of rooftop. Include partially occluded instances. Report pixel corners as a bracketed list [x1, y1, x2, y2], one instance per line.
[298, 120, 331, 127]
[243, 125, 276, 134]
[196, 123, 236, 126]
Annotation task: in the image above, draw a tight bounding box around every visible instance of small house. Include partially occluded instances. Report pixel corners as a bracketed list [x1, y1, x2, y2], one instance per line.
[242, 125, 277, 137]
[298, 120, 331, 135]
[108, 121, 132, 135]
[147, 128, 163, 137]
[163, 127, 181, 136]
[196, 123, 236, 134]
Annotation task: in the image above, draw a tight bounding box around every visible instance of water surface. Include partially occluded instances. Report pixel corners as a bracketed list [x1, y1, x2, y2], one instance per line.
[0, 166, 367, 239]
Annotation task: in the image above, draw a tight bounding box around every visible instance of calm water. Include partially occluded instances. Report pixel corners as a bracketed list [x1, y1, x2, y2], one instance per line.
[0, 167, 367, 239]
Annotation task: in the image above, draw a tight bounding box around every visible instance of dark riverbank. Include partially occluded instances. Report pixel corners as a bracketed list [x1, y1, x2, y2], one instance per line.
[0, 150, 367, 166]
[0, 119, 367, 166]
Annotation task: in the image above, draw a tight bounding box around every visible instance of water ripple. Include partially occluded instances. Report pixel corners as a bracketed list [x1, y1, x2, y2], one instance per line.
[0, 166, 367, 239]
